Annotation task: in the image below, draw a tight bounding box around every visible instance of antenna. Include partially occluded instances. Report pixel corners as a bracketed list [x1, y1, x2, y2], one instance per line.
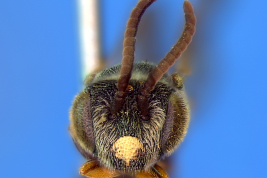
[138, 1, 196, 116]
[111, 0, 156, 115]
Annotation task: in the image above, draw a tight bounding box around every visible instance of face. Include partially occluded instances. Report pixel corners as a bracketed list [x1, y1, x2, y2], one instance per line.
[92, 82, 167, 170]
[91, 79, 171, 171]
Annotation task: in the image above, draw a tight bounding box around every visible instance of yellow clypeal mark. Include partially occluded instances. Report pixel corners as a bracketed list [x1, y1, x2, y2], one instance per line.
[112, 136, 143, 166]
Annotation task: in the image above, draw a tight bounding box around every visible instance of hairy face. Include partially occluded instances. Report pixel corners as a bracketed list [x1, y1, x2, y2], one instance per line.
[88, 80, 172, 171]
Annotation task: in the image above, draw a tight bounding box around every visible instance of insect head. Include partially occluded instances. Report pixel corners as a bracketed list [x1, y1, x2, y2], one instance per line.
[69, 0, 196, 177]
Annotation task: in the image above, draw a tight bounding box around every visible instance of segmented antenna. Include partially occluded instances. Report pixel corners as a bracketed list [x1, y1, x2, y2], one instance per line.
[111, 0, 156, 115]
[138, 1, 196, 116]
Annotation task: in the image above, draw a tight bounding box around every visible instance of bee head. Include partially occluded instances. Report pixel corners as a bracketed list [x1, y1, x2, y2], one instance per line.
[70, 63, 189, 171]
[69, 0, 195, 173]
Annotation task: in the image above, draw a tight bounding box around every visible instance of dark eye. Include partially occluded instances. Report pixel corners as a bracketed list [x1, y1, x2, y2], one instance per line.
[141, 115, 150, 121]
[108, 113, 116, 120]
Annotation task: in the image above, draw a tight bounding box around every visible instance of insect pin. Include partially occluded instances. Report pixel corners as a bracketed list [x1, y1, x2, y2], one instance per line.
[69, 0, 196, 177]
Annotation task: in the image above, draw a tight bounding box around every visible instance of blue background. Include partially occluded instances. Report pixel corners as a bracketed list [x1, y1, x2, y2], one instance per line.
[1, 0, 267, 178]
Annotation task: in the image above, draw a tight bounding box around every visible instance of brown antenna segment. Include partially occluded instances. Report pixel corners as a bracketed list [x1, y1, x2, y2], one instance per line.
[112, 0, 156, 115]
[138, 1, 196, 116]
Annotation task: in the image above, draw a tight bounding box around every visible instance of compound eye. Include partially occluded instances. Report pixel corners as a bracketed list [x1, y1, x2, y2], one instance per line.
[141, 115, 149, 121]
[108, 113, 116, 120]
